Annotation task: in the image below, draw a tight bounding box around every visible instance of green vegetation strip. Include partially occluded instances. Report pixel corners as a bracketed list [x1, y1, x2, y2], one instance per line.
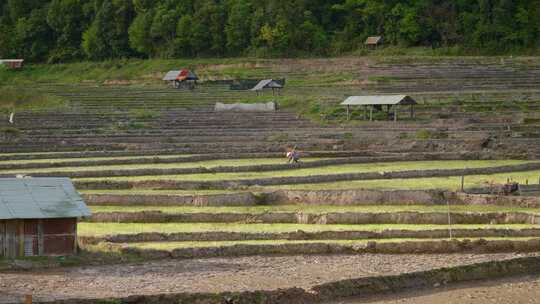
[272, 170, 540, 191]
[1, 158, 325, 174]
[126, 237, 540, 251]
[89, 204, 540, 215]
[75, 160, 531, 182]
[81, 189, 242, 196]
[0, 154, 195, 165]
[78, 223, 539, 237]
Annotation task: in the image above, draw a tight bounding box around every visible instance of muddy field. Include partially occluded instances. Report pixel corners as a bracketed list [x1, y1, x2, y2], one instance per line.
[1, 253, 538, 303]
[332, 274, 540, 304]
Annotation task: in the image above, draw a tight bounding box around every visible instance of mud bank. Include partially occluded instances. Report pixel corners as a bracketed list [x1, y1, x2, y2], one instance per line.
[86, 239, 540, 260]
[83, 189, 447, 206]
[31, 255, 540, 304]
[83, 189, 540, 208]
[87, 210, 540, 225]
[80, 229, 540, 244]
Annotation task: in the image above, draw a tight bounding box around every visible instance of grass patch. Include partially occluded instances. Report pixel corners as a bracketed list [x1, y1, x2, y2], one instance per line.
[129, 109, 161, 120]
[81, 189, 241, 196]
[0, 86, 67, 112]
[3, 158, 326, 174]
[0, 154, 196, 165]
[271, 170, 540, 191]
[78, 223, 540, 237]
[75, 160, 534, 182]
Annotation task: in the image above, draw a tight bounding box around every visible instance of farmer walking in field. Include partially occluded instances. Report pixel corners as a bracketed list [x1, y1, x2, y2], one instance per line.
[286, 146, 301, 164]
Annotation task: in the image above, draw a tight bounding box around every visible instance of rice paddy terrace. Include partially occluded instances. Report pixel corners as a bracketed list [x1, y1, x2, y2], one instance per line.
[2, 56, 540, 303]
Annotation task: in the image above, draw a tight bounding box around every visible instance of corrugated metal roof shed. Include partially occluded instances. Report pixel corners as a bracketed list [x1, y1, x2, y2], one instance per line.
[341, 95, 417, 106]
[365, 36, 382, 45]
[0, 178, 91, 219]
[250, 79, 283, 91]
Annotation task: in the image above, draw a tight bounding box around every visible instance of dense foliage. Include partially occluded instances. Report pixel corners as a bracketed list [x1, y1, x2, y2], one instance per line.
[1, 0, 539, 62]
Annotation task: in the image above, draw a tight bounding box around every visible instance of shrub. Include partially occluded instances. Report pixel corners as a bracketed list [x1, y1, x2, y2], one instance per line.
[0, 127, 22, 141]
[0, 86, 66, 111]
[129, 109, 161, 120]
[415, 129, 448, 140]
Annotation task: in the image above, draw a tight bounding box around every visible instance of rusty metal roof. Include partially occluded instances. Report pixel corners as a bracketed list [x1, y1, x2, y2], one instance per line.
[162, 70, 198, 81]
[341, 95, 417, 106]
[365, 36, 382, 45]
[0, 178, 91, 219]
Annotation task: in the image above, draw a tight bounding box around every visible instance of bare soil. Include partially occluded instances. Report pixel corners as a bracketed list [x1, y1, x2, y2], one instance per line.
[332, 274, 540, 304]
[0, 253, 537, 303]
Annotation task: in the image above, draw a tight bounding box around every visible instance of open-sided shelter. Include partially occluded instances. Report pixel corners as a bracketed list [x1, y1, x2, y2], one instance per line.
[0, 178, 91, 258]
[251, 79, 283, 96]
[365, 36, 383, 48]
[341, 95, 417, 122]
[163, 69, 199, 89]
[0, 59, 24, 69]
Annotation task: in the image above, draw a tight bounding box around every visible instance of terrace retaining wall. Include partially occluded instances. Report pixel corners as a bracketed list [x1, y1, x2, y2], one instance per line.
[451, 192, 540, 208]
[87, 210, 540, 225]
[83, 192, 258, 206]
[79, 228, 540, 244]
[108, 239, 540, 259]
[82, 189, 447, 206]
[83, 189, 540, 208]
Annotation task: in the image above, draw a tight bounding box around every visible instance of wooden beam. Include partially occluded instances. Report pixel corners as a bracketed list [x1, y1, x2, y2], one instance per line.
[19, 220, 24, 257]
[74, 219, 78, 255]
[369, 106, 373, 121]
[346, 105, 350, 121]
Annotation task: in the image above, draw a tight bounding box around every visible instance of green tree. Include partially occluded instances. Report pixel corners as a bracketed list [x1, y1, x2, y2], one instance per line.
[47, 0, 88, 62]
[225, 0, 252, 55]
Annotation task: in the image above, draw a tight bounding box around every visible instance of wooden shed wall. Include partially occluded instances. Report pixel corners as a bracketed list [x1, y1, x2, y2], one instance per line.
[0, 218, 77, 258]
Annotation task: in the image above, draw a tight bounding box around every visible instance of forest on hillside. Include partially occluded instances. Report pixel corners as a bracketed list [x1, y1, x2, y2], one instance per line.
[1, 0, 539, 63]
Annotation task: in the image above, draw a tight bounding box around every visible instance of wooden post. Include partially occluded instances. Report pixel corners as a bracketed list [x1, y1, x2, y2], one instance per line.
[394, 105, 398, 122]
[37, 219, 43, 256]
[346, 105, 350, 121]
[369, 106, 373, 121]
[461, 175, 465, 192]
[25, 295, 32, 304]
[363, 106, 367, 120]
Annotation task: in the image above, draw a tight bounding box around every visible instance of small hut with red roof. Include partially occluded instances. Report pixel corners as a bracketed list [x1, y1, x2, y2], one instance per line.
[162, 69, 199, 89]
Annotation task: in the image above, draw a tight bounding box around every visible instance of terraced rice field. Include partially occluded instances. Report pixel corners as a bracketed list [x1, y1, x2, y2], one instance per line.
[3, 56, 540, 303]
[3, 56, 540, 261]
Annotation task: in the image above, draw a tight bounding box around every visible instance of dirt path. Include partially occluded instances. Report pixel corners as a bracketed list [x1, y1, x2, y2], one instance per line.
[331, 274, 540, 304]
[1, 253, 536, 303]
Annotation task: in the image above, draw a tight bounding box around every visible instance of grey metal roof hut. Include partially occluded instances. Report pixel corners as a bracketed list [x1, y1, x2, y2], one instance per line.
[341, 95, 417, 121]
[0, 178, 91, 257]
[251, 79, 283, 96]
